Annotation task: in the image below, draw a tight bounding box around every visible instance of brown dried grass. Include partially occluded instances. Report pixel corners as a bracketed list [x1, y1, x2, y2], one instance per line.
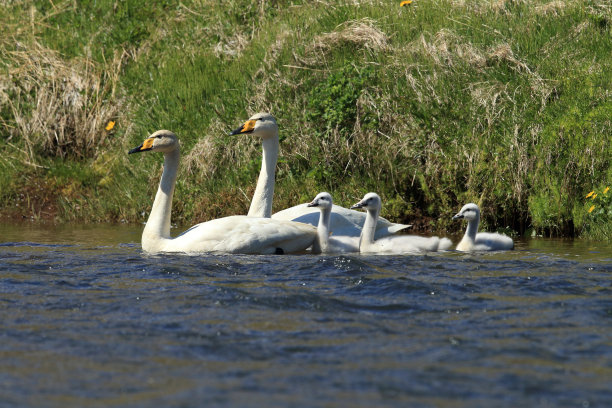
[0, 39, 128, 161]
[301, 18, 389, 65]
[535, 1, 568, 16]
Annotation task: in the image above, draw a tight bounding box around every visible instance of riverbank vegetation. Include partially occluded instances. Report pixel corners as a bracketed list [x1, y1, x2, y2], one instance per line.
[1, 0, 610, 239]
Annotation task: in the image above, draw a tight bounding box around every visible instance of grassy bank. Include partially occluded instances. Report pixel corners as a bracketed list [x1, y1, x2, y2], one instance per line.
[1, 0, 610, 239]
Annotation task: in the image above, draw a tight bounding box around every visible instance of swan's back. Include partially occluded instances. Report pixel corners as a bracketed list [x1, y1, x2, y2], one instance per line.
[362, 235, 441, 254]
[325, 235, 360, 254]
[272, 204, 410, 238]
[166, 216, 316, 254]
[474, 232, 514, 251]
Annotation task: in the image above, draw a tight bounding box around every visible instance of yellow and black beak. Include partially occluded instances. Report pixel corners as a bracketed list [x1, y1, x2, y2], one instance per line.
[128, 137, 154, 154]
[229, 119, 256, 136]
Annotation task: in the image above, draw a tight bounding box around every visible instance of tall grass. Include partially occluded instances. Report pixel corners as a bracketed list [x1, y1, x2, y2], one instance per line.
[0, 0, 610, 239]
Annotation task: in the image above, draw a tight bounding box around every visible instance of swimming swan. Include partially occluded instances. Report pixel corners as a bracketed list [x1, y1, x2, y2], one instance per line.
[129, 130, 316, 254]
[452, 203, 514, 251]
[230, 113, 411, 237]
[306, 192, 359, 254]
[351, 193, 453, 254]
[230, 113, 278, 218]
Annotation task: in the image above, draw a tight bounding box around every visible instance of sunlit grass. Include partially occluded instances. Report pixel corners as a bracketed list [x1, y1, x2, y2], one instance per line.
[0, 0, 610, 239]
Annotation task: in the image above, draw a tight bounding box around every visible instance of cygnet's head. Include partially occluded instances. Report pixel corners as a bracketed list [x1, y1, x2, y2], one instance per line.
[229, 112, 278, 139]
[350, 192, 381, 211]
[129, 130, 178, 154]
[307, 192, 333, 210]
[453, 203, 480, 221]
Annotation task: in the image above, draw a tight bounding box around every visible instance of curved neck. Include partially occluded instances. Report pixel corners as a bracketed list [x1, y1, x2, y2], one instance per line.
[143, 149, 179, 245]
[463, 218, 479, 243]
[248, 135, 278, 218]
[312, 208, 331, 254]
[359, 207, 379, 250]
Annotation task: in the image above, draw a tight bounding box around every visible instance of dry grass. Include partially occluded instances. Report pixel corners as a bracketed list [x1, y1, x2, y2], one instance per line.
[0, 39, 128, 161]
[412, 29, 487, 70]
[535, 1, 568, 16]
[301, 18, 389, 65]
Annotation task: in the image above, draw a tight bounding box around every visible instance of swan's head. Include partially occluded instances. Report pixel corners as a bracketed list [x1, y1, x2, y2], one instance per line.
[453, 203, 480, 221]
[307, 192, 333, 210]
[350, 192, 381, 211]
[229, 112, 278, 140]
[129, 130, 179, 154]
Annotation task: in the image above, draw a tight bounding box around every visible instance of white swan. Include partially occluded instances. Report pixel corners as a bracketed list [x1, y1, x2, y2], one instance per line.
[230, 112, 411, 237]
[452, 203, 514, 251]
[351, 193, 453, 254]
[306, 192, 359, 254]
[229, 113, 278, 218]
[129, 130, 316, 255]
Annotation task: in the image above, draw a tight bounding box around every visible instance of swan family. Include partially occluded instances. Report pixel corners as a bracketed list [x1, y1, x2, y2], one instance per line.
[130, 113, 513, 254]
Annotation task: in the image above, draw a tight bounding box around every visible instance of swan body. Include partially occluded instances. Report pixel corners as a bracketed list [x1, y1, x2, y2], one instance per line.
[452, 203, 514, 251]
[351, 193, 453, 254]
[306, 192, 359, 254]
[231, 113, 411, 237]
[129, 130, 316, 255]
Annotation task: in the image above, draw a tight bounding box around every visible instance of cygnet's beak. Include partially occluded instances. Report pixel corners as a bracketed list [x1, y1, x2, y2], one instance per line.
[452, 213, 464, 220]
[307, 200, 318, 208]
[350, 200, 366, 210]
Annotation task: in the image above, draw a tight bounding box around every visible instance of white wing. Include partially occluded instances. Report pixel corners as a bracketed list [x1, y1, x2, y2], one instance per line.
[166, 216, 316, 254]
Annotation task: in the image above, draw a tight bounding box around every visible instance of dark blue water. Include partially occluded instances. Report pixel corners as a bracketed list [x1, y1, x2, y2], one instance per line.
[1, 224, 611, 407]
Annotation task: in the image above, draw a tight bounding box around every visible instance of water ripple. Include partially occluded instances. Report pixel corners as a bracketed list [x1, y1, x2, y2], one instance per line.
[0, 233, 611, 407]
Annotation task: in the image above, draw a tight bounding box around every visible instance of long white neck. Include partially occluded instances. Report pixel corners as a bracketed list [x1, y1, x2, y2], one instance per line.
[465, 217, 479, 242]
[458, 217, 479, 249]
[359, 207, 379, 251]
[248, 135, 278, 218]
[142, 149, 179, 250]
[312, 207, 331, 254]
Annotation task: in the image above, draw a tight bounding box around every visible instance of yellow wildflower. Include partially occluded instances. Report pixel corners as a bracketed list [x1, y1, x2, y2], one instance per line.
[400, 0, 413, 6]
[588, 205, 595, 213]
[604, 187, 610, 194]
[105, 121, 116, 131]
[592, 194, 598, 199]
[586, 190, 594, 198]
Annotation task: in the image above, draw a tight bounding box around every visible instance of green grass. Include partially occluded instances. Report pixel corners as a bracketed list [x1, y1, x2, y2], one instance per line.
[0, 0, 610, 240]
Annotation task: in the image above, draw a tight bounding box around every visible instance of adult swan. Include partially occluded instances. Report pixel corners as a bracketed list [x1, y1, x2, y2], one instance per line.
[230, 113, 411, 238]
[129, 130, 316, 254]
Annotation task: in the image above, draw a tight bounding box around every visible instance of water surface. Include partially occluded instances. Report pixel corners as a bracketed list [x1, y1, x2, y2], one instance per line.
[1, 224, 611, 407]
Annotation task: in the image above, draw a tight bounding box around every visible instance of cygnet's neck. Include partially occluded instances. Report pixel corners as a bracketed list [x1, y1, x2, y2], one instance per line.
[248, 135, 278, 218]
[464, 217, 479, 241]
[359, 207, 380, 250]
[312, 207, 331, 254]
[458, 217, 479, 249]
[143, 148, 179, 249]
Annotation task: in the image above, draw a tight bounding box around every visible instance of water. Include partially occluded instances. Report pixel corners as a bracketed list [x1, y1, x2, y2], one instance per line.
[1, 223, 611, 407]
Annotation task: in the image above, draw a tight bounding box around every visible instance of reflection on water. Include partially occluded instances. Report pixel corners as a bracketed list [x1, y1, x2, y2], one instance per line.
[0, 223, 611, 407]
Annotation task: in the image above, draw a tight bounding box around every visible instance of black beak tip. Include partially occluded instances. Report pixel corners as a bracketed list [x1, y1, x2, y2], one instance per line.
[230, 126, 252, 136]
[128, 146, 141, 154]
[452, 214, 463, 220]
